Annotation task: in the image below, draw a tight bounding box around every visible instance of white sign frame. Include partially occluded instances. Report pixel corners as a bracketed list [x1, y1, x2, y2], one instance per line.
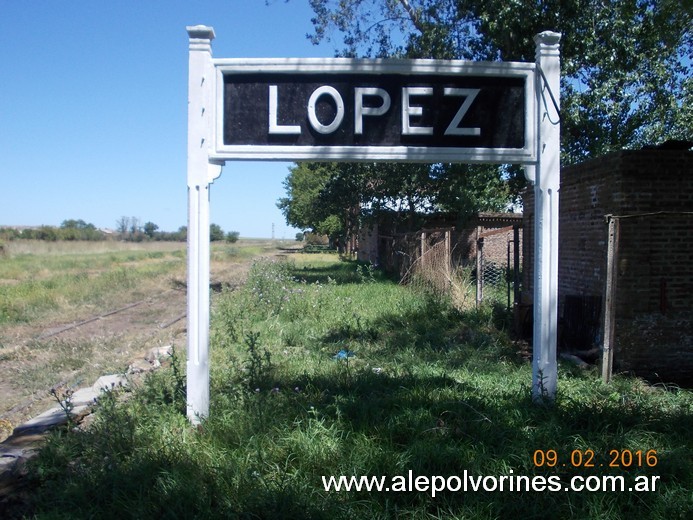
[186, 26, 561, 424]
[211, 58, 537, 164]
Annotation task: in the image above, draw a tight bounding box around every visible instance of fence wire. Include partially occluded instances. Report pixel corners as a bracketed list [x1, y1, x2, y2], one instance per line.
[388, 225, 521, 312]
[475, 232, 521, 310]
[401, 231, 476, 312]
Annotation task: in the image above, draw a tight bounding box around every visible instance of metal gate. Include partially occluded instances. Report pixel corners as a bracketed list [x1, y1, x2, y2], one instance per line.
[475, 225, 521, 310]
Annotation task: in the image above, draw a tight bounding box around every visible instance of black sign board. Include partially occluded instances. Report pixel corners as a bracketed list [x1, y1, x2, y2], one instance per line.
[213, 59, 535, 163]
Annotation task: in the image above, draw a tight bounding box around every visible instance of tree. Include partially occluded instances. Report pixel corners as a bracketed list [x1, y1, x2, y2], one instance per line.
[143, 222, 159, 239]
[129, 217, 141, 236]
[176, 226, 188, 242]
[59, 219, 100, 240]
[210, 223, 225, 242]
[303, 0, 691, 163]
[278, 160, 513, 249]
[277, 162, 342, 236]
[60, 219, 94, 230]
[116, 216, 130, 235]
[431, 164, 512, 216]
[277, 162, 364, 249]
[36, 225, 58, 241]
[225, 231, 240, 243]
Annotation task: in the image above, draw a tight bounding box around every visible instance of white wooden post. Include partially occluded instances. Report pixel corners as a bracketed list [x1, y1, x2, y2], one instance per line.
[186, 25, 221, 423]
[531, 31, 561, 402]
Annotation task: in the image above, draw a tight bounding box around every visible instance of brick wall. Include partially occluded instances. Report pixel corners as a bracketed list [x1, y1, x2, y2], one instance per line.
[523, 148, 693, 386]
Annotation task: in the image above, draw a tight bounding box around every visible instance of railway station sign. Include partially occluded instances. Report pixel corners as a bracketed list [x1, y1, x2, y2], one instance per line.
[213, 59, 536, 163]
[187, 26, 562, 424]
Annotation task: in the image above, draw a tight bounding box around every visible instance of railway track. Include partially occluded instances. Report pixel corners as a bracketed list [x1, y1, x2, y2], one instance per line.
[0, 287, 187, 428]
[37, 288, 187, 341]
[0, 251, 266, 437]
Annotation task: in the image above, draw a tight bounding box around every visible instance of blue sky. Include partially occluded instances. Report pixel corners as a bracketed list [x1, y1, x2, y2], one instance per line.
[0, 0, 333, 239]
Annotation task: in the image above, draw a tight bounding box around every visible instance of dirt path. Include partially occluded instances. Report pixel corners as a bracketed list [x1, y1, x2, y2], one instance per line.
[0, 254, 264, 441]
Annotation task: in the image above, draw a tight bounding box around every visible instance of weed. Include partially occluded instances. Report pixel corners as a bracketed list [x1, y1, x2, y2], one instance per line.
[49, 384, 75, 429]
[534, 368, 557, 405]
[246, 258, 294, 315]
[170, 343, 186, 412]
[242, 331, 272, 392]
[212, 288, 242, 344]
[355, 261, 376, 284]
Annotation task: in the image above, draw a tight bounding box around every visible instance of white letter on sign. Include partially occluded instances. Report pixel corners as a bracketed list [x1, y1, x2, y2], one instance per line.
[444, 88, 481, 136]
[308, 86, 345, 134]
[354, 87, 391, 134]
[269, 85, 301, 135]
[402, 87, 433, 135]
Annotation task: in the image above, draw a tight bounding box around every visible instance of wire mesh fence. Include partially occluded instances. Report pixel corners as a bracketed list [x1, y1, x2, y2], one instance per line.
[401, 229, 476, 312]
[477, 261, 507, 306]
[395, 224, 522, 313]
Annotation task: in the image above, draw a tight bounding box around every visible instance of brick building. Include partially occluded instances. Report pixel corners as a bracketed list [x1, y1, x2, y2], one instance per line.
[523, 144, 693, 386]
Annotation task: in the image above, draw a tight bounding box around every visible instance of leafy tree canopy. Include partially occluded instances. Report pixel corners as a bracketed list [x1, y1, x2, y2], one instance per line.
[277, 162, 353, 243]
[60, 219, 96, 230]
[303, 0, 691, 162]
[278, 161, 511, 243]
[143, 221, 159, 238]
[58, 219, 101, 240]
[278, 1, 690, 241]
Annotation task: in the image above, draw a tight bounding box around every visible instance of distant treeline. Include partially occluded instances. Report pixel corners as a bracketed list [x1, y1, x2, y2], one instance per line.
[1, 219, 239, 243]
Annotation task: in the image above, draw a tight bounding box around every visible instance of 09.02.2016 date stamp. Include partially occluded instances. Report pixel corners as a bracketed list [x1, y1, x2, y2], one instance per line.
[532, 449, 658, 469]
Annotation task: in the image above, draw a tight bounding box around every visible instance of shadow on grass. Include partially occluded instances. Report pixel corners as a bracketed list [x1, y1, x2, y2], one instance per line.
[201, 358, 689, 519]
[321, 293, 518, 369]
[17, 346, 691, 520]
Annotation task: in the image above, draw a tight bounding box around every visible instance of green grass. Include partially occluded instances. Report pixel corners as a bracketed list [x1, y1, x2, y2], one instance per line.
[13, 256, 692, 519]
[0, 242, 188, 325]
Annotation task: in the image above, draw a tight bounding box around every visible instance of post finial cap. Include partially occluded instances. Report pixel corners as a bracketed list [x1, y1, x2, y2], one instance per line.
[534, 31, 561, 46]
[187, 25, 215, 41]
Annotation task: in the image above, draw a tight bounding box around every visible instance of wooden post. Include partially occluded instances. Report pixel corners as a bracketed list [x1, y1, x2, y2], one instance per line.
[476, 226, 483, 307]
[531, 31, 561, 403]
[420, 231, 426, 268]
[507, 238, 513, 311]
[186, 25, 221, 424]
[513, 224, 521, 305]
[445, 229, 452, 283]
[601, 216, 620, 383]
